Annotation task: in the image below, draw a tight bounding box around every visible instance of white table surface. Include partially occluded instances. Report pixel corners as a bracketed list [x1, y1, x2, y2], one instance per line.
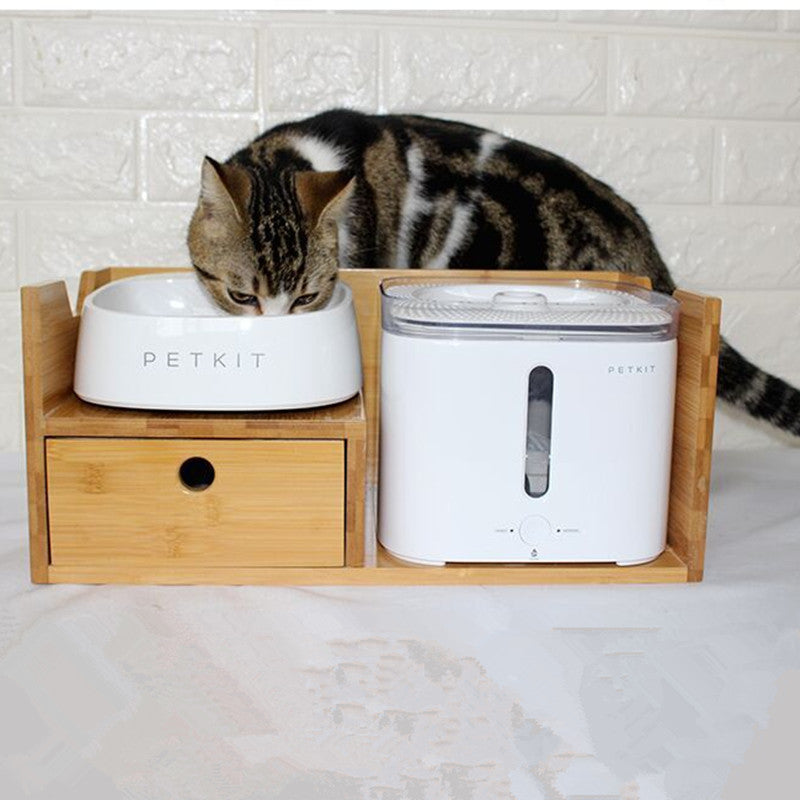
[1, 449, 798, 800]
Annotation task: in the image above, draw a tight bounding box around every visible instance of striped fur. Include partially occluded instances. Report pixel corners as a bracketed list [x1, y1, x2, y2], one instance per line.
[187, 109, 800, 436]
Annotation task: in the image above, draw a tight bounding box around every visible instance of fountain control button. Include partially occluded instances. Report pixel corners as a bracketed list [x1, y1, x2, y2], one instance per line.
[519, 516, 552, 545]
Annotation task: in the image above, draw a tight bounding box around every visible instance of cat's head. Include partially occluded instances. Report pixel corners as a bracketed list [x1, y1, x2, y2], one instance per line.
[187, 156, 353, 315]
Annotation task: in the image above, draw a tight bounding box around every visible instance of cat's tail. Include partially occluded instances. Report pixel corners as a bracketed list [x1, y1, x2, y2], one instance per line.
[634, 259, 800, 436]
[717, 338, 800, 437]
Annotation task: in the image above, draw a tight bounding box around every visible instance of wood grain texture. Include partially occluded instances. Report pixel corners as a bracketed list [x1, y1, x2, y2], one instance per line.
[76, 267, 112, 311]
[45, 391, 366, 440]
[21, 282, 79, 583]
[45, 546, 687, 585]
[345, 431, 367, 567]
[47, 438, 345, 568]
[668, 290, 722, 582]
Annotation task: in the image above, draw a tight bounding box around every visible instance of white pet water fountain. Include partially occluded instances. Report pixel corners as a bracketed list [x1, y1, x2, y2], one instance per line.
[378, 278, 680, 567]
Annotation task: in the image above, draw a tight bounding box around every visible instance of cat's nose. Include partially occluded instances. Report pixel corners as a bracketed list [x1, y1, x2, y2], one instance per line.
[258, 294, 292, 316]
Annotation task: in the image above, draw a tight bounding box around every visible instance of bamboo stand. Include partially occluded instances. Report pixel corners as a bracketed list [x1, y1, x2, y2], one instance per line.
[22, 268, 720, 585]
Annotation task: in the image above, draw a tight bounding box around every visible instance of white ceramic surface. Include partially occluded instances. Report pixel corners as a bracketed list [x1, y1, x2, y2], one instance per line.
[73, 273, 362, 411]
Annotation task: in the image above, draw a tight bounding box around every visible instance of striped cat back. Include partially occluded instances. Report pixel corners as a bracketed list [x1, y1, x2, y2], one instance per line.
[186, 109, 800, 437]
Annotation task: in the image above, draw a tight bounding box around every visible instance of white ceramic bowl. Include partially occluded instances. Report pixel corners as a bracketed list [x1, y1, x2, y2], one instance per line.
[73, 273, 362, 411]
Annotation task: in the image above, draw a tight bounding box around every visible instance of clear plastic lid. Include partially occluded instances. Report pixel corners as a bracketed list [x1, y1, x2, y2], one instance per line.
[381, 278, 679, 341]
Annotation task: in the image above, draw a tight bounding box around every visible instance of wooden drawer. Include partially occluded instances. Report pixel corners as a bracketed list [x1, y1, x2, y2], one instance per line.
[46, 438, 345, 568]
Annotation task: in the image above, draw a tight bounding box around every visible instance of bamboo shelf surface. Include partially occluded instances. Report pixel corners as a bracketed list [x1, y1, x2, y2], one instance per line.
[47, 546, 688, 585]
[44, 391, 366, 440]
[22, 267, 720, 586]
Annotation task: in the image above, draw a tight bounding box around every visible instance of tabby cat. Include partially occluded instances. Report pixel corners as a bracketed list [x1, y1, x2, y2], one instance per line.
[187, 109, 800, 437]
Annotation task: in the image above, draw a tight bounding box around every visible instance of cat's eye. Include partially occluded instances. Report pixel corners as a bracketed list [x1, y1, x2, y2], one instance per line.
[291, 293, 319, 310]
[227, 288, 259, 307]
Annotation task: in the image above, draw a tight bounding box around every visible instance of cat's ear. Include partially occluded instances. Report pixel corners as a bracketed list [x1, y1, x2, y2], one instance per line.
[199, 156, 251, 226]
[294, 170, 354, 229]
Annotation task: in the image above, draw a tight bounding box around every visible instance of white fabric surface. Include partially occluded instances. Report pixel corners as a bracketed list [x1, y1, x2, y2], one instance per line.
[1, 449, 798, 800]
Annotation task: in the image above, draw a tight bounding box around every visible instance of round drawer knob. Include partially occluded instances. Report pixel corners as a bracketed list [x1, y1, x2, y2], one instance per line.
[179, 457, 215, 491]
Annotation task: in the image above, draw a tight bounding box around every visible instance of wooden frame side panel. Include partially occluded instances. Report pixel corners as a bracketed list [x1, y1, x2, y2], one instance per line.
[21, 282, 80, 583]
[345, 431, 367, 567]
[76, 268, 113, 312]
[668, 289, 722, 582]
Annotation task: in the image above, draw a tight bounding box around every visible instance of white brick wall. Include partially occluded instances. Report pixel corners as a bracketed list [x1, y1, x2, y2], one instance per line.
[615, 37, 800, 119]
[265, 27, 379, 113]
[720, 125, 800, 204]
[22, 21, 257, 110]
[144, 114, 260, 201]
[22, 203, 194, 283]
[563, 10, 780, 30]
[0, 112, 136, 199]
[0, 208, 15, 290]
[384, 29, 607, 114]
[0, 21, 12, 104]
[1, 10, 800, 453]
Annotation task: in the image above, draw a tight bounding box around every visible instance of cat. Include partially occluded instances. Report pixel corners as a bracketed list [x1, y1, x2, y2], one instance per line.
[187, 108, 800, 437]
